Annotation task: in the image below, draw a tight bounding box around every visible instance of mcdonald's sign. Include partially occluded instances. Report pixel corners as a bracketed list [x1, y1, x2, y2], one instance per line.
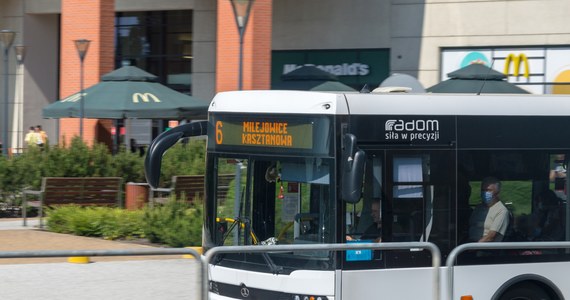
[503, 53, 530, 78]
[132, 93, 161, 103]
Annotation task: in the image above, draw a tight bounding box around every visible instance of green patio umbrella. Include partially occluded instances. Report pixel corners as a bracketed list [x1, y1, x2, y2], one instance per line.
[43, 66, 210, 119]
[272, 65, 356, 91]
[427, 63, 530, 94]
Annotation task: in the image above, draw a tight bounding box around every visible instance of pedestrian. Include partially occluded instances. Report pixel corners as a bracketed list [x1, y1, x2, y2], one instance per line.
[24, 126, 37, 148]
[35, 125, 48, 150]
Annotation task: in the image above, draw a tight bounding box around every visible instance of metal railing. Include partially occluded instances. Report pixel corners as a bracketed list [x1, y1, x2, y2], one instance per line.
[203, 242, 441, 300]
[0, 242, 442, 300]
[446, 241, 570, 300]
[7, 241, 570, 299]
[0, 248, 201, 260]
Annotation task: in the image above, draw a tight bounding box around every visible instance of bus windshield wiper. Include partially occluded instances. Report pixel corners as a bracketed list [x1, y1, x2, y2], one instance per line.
[219, 217, 260, 245]
[260, 252, 283, 275]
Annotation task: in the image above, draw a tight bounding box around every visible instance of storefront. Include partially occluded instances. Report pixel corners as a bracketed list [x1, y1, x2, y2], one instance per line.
[271, 49, 390, 91]
[441, 46, 570, 94]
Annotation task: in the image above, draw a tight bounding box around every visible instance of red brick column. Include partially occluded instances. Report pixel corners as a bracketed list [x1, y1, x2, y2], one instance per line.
[216, 0, 272, 92]
[59, 0, 115, 147]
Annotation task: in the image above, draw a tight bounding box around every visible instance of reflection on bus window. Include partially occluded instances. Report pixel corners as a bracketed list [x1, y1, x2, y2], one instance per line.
[213, 157, 335, 255]
[391, 155, 431, 242]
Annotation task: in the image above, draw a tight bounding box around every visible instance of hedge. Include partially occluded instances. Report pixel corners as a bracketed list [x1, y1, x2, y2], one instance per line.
[0, 136, 207, 203]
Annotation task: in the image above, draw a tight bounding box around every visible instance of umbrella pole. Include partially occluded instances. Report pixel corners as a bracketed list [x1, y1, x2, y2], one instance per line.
[112, 119, 118, 155]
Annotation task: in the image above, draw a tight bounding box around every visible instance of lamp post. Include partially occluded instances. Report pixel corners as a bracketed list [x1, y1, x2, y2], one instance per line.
[74, 39, 91, 140]
[0, 30, 16, 157]
[229, 0, 254, 91]
[14, 45, 26, 64]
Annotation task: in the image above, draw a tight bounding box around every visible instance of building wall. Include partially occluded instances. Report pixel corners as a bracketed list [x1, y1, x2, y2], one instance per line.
[4, 0, 570, 149]
[59, 0, 115, 147]
[192, 0, 216, 101]
[216, 0, 271, 92]
[405, 0, 570, 87]
[272, 0, 570, 89]
[23, 14, 59, 146]
[116, 0, 193, 12]
[273, 0, 391, 50]
[1, 0, 27, 152]
[24, 0, 60, 14]
[19, 0, 218, 102]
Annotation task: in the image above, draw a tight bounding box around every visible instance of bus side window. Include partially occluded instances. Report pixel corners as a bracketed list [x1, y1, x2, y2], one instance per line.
[550, 154, 567, 198]
[392, 156, 425, 242]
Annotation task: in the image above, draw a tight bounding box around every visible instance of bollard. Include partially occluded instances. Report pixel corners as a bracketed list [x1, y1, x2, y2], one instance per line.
[68, 256, 91, 264]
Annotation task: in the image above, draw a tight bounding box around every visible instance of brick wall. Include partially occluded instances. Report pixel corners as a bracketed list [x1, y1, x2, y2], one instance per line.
[216, 0, 272, 92]
[59, 0, 115, 147]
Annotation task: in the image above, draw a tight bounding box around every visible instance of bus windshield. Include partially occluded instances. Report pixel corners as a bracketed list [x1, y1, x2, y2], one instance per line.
[204, 155, 336, 273]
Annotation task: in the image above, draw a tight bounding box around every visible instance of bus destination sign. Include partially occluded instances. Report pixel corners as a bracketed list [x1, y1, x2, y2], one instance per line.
[214, 118, 314, 149]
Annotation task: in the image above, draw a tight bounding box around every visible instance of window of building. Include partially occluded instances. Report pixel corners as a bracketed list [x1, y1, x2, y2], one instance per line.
[115, 10, 193, 95]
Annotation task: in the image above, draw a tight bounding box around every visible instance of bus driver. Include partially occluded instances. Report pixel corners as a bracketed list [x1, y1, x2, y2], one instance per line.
[347, 201, 382, 243]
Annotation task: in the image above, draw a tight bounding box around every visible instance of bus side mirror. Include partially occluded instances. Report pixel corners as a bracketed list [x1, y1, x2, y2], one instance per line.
[341, 134, 365, 203]
[144, 121, 207, 188]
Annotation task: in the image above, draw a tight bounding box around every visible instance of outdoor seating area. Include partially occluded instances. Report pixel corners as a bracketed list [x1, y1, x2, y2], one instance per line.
[22, 177, 123, 227]
[149, 174, 234, 206]
[17, 173, 232, 225]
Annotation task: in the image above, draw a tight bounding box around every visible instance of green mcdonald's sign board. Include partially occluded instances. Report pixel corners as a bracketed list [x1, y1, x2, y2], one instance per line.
[271, 48, 390, 91]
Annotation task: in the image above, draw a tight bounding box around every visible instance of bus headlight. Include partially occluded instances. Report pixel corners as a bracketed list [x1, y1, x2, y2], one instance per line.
[209, 281, 219, 294]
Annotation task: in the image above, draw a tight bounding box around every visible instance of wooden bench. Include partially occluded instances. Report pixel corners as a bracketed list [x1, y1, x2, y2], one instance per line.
[22, 177, 123, 227]
[150, 174, 234, 205]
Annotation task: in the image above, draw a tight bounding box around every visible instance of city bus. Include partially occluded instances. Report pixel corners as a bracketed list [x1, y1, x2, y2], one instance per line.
[145, 90, 570, 300]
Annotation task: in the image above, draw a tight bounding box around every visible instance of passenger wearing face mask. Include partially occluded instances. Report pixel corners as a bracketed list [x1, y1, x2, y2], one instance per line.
[478, 177, 510, 242]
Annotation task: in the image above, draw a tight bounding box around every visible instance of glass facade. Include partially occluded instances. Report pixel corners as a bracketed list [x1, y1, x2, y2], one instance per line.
[115, 10, 193, 95]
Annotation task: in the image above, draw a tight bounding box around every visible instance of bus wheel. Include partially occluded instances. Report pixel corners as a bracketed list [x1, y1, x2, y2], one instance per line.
[498, 281, 553, 300]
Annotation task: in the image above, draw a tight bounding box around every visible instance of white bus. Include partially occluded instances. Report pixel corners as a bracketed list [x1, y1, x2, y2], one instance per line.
[145, 90, 570, 300]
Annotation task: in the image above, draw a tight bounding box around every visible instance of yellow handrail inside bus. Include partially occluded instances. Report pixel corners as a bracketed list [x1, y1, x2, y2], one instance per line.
[216, 217, 259, 244]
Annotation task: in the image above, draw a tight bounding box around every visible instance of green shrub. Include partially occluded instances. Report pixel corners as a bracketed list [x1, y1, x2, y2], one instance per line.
[46, 205, 146, 240]
[110, 147, 145, 183]
[8, 136, 208, 248]
[159, 139, 206, 187]
[0, 137, 206, 201]
[142, 197, 203, 247]
[45, 199, 203, 247]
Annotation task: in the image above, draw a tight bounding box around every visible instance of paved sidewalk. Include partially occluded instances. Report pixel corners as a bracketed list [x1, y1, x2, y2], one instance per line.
[0, 258, 202, 299]
[0, 218, 39, 230]
[0, 218, 203, 299]
[0, 218, 184, 264]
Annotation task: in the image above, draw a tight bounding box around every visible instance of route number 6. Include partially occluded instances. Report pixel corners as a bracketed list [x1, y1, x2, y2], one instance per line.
[216, 121, 223, 144]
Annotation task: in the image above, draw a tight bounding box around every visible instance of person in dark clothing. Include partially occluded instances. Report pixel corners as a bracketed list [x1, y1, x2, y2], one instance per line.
[533, 190, 564, 241]
[360, 201, 382, 242]
[347, 201, 382, 242]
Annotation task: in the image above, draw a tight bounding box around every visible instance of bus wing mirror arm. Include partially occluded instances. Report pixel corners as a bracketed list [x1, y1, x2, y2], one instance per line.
[144, 121, 208, 188]
[341, 133, 365, 203]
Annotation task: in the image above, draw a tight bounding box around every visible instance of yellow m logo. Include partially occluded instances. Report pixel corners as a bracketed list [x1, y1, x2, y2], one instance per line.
[503, 53, 530, 78]
[132, 93, 161, 103]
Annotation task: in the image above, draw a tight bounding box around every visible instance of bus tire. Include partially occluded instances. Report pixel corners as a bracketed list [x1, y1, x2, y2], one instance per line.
[498, 281, 554, 300]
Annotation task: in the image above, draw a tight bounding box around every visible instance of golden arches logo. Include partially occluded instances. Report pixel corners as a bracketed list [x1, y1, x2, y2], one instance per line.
[132, 93, 161, 103]
[503, 53, 530, 78]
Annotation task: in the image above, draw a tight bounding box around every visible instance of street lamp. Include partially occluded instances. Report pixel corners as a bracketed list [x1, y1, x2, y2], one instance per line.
[74, 39, 91, 139]
[14, 45, 26, 64]
[0, 30, 16, 157]
[229, 0, 254, 90]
